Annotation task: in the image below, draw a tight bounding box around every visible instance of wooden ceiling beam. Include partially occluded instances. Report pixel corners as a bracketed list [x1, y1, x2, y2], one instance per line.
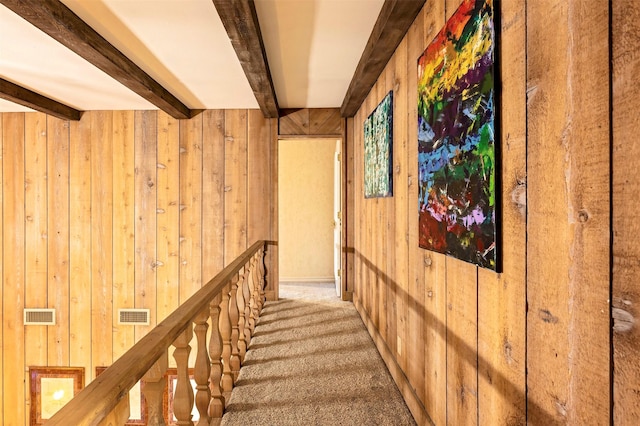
[340, 0, 425, 117]
[213, 0, 279, 118]
[0, 0, 193, 120]
[0, 78, 81, 121]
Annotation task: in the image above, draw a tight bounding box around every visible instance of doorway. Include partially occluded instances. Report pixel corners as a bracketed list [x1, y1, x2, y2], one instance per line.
[278, 138, 342, 297]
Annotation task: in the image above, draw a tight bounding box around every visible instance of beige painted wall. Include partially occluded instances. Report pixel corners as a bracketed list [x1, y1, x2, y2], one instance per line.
[279, 138, 337, 281]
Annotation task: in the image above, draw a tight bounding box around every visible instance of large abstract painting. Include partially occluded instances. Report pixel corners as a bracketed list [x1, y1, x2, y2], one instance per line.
[364, 91, 393, 198]
[417, 0, 497, 270]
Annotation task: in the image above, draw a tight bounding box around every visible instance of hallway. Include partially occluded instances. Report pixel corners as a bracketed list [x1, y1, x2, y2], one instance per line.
[220, 282, 416, 425]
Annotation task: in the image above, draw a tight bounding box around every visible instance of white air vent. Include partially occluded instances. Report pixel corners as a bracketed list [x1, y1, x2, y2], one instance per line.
[24, 309, 56, 325]
[118, 309, 150, 325]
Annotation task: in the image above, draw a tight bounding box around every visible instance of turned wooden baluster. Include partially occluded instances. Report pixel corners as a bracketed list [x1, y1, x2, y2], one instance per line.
[247, 256, 257, 335]
[193, 310, 211, 426]
[250, 252, 261, 323]
[257, 248, 266, 311]
[208, 294, 224, 419]
[236, 267, 248, 361]
[142, 352, 168, 426]
[219, 283, 234, 395]
[242, 261, 253, 344]
[172, 327, 194, 426]
[228, 274, 241, 381]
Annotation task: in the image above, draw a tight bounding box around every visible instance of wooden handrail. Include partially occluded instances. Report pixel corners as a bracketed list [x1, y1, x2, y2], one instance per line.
[47, 240, 267, 426]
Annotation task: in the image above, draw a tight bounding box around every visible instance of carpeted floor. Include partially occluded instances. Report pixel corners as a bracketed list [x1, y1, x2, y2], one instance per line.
[220, 282, 417, 426]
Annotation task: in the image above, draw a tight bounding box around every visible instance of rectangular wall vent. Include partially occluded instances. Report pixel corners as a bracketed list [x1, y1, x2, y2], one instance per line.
[118, 309, 150, 325]
[24, 309, 56, 325]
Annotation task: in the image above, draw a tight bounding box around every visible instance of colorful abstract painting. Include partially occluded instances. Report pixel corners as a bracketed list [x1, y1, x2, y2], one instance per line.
[364, 91, 393, 198]
[417, 0, 497, 269]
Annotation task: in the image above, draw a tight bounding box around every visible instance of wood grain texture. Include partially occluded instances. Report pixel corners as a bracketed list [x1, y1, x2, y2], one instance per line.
[179, 114, 203, 303]
[477, 0, 527, 423]
[3, 113, 26, 425]
[24, 112, 48, 367]
[247, 110, 270, 245]
[112, 110, 135, 359]
[1, 109, 277, 424]
[266, 118, 278, 299]
[202, 110, 225, 281]
[134, 111, 157, 338]
[0, 77, 81, 121]
[91, 111, 113, 369]
[612, 1, 640, 422]
[69, 114, 92, 372]
[212, 0, 279, 118]
[224, 110, 248, 263]
[0, 0, 191, 119]
[526, 0, 610, 423]
[47, 115, 70, 365]
[343, 117, 355, 297]
[341, 0, 426, 117]
[0, 114, 3, 422]
[156, 111, 180, 323]
[308, 109, 342, 135]
[405, 8, 426, 405]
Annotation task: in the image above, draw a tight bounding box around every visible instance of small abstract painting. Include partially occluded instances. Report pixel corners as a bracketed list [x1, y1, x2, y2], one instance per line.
[417, 0, 498, 269]
[364, 91, 393, 198]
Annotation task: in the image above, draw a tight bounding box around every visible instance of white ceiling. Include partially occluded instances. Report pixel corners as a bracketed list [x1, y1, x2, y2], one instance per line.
[0, 0, 384, 113]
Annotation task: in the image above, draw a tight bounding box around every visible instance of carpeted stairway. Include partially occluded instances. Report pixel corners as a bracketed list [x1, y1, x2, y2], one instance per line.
[220, 282, 416, 426]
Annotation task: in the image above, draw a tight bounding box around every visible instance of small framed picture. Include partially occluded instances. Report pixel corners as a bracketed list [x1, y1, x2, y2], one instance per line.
[96, 366, 146, 425]
[29, 366, 84, 425]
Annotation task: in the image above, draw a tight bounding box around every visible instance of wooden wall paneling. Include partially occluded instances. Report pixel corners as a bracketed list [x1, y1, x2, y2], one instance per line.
[112, 111, 135, 359]
[308, 109, 342, 136]
[392, 30, 409, 387]
[3, 113, 26, 425]
[24, 112, 48, 367]
[419, 4, 448, 423]
[156, 111, 180, 323]
[47, 116, 70, 366]
[247, 111, 270, 249]
[352, 109, 361, 304]
[384, 60, 398, 355]
[378, 67, 390, 356]
[445, 260, 478, 425]
[134, 111, 157, 339]
[0, 114, 3, 422]
[344, 117, 355, 297]
[477, 0, 527, 423]
[363, 90, 374, 324]
[179, 114, 203, 304]
[267, 118, 278, 300]
[247, 110, 271, 296]
[527, 0, 611, 423]
[278, 109, 309, 136]
[201, 111, 225, 284]
[69, 114, 92, 371]
[405, 8, 426, 406]
[91, 111, 113, 371]
[613, 1, 640, 422]
[224, 110, 248, 264]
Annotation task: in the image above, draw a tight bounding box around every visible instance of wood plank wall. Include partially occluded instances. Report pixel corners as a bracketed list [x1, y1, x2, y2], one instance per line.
[0, 109, 276, 426]
[349, 0, 626, 424]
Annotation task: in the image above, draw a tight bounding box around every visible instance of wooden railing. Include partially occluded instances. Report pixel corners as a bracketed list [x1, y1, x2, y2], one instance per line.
[47, 240, 267, 426]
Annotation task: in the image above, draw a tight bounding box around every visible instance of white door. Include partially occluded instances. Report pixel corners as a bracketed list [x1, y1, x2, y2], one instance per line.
[334, 140, 342, 297]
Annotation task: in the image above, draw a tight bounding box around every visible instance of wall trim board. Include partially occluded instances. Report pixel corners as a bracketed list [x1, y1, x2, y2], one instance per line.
[354, 297, 433, 426]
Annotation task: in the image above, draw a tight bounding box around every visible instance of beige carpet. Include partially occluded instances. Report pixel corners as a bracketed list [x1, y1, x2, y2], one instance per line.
[220, 282, 416, 426]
